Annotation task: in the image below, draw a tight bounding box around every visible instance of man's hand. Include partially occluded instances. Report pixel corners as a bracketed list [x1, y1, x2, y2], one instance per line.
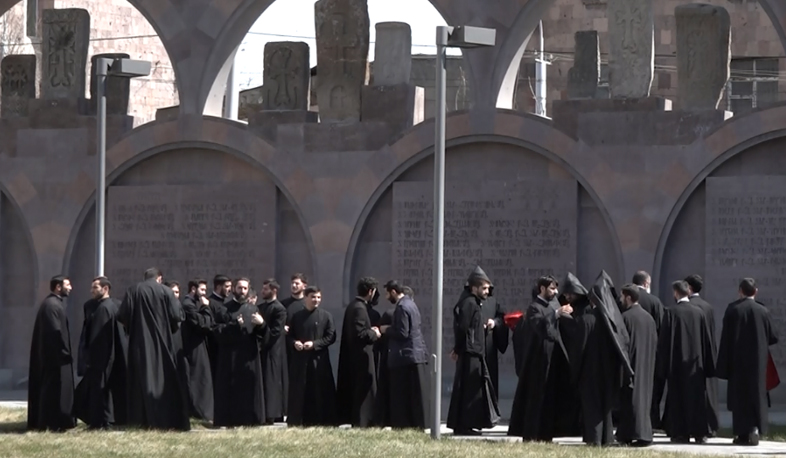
[251, 312, 264, 326]
[237, 315, 244, 325]
[558, 304, 573, 317]
[372, 326, 381, 338]
[450, 350, 458, 362]
[303, 341, 314, 350]
[485, 319, 495, 330]
[284, 325, 290, 333]
[200, 296, 210, 307]
[294, 341, 304, 351]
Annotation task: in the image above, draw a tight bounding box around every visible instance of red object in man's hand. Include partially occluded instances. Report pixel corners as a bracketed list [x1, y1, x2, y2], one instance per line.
[767, 352, 780, 391]
[504, 311, 524, 330]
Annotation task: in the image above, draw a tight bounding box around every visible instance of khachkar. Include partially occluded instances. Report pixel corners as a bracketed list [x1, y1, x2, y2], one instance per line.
[676, 4, 731, 111]
[41, 8, 91, 100]
[607, 0, 654, 98]
[567, 31, 600, 99]
[314, 0, 370, 123]
[263, 42, 311, 111]
[1, 55, 36, 118]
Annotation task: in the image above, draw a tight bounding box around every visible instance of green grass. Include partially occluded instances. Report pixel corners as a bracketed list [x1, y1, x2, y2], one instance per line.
[0, 406, 780, 458]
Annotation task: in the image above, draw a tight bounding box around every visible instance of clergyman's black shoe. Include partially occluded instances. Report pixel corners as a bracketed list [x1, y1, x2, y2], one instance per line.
[749, 428, 760, 446]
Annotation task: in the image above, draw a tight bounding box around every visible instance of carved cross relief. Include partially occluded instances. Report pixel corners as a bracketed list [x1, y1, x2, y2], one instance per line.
[267, 47, 303, 108]
[47, 20, 78, 88]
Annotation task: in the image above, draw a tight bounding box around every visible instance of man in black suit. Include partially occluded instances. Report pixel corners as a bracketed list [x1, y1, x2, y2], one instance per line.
[632, 270, 665, 430]
[685, 274, 719, 437]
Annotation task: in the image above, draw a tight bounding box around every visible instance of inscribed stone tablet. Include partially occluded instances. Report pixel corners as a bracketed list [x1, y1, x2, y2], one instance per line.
[106, 185, 277, 295]
[42, 8, 90, 100]
[705, 176, 786, 369]
[676, 4, 731, 111]
[391, 180, 578, 373]
[90, 53, 131, 115]
[373, 22, 411, 86]
[567, 31, 600, 100]
[1, 55, 36, 118]
[607, 0, 654, 98]
[263, 42, 311, 110]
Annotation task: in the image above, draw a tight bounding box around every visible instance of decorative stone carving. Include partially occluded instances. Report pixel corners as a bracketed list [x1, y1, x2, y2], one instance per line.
[263, 42, 311, 111]
[607, 0, 654, 98]
[41, 8, 91, 100]
[1, 55, 36, 118]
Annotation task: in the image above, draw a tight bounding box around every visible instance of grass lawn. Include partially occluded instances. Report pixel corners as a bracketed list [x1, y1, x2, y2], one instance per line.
[0, 406, 783, 458]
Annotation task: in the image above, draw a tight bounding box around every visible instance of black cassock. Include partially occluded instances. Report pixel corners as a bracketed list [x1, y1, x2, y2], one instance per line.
[118, 279, 189, 431]
[689, 294, 720, 434]
[617, 303, 657, 444]
[373, 307, 395, 426]
[259, 299, 288, 421]
[336, 297, 379, 427]
[75, 297, 128, 428]
[639, 288, 666, 429]
[281, 295, 306, 384]
[656, 299, 715, 440]
[180, 295, 214, 421]
[287, 306, 338, 426]
[447, 293, 500, 433]
[206, 292, 228, 380]
[27, 294, 76, 432]
[717, 298, 779, 437]
[212, 298, 266, 427]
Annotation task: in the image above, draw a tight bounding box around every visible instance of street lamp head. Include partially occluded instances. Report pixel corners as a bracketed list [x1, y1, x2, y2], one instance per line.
[447, 25, 496, 48]
[109, 58, 152, 78]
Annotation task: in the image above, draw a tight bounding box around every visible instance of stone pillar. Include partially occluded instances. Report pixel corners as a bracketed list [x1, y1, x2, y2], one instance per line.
[607, 0, 654, 98]
[1, 55, 36, 118]
[372, 22, 411, 87]
[262, 42, 311, 111]
[314, 0, 370, 123]
[40, 8, 90, 100]
[676, 4, 731, 111]
[567, 31, 600, 100]
[90, 53, 131, 115]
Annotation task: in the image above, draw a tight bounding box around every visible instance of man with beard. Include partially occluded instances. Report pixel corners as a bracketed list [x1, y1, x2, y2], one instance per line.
[282, 273, 308, 326]
[27, 275, 76, 432]
[75, 277, 128, 429]
[179, 278, 214, 422]
[447, 269, 500, 436]
[508, 275, 573, 441]
[336, 277, 382, 427]
[717, 278, 779, 446]
[118, 268, 188, 430]
[656, 280, 715, 444]
[207, 275, 232, 378]
[379, 280, 429, 429]
[685, 274, 719, 437]
[288, 286, 338, 426]
[213, 278, 267, 427]
[258, 279, 288, 424]
[617, 284, 657, 446]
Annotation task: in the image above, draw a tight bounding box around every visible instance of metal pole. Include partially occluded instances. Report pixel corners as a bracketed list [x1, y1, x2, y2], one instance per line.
[95, 58, 109, 277]
[431, 25, 448, 440]
[223, 52, 239, 120]
[535, 21, 547, 117]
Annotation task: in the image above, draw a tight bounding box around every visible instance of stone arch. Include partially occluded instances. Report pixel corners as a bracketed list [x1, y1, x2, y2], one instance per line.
[758, 0, 786, 57]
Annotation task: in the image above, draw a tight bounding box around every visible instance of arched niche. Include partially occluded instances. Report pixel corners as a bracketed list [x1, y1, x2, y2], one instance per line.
[350, 139, 621, 419]
[66, 147, 313, 352]
[0, 190, 37, 383]
[658, 136, 786, 402]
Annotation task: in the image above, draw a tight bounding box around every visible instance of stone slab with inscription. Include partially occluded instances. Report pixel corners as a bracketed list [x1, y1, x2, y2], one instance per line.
[1, 55, 36, 118]
[90, 53, 131, 115]
[567, 31, 600, 100]
[42, 8, 91, 100]
[391, 180, 578, 380]
[372, 22, 411, 87]
[314, 0, 370, 123]
[705, 176, 786, 370]
[106, 185, 277, 295]
[263, 42, 311, 111]
[607, 0, 654, 98]
[676, 4, 731, 111]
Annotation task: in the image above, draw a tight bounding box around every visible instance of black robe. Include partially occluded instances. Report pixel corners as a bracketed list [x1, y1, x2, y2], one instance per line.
[212, 298, 266, 427]
[639, 288, 666, 428]
[508, 296, 573, 440]
[478, 294, 508, 399]
[655, 299, 715, 439]
[259, 299, 288, 421]
[118, 279, 189, 431]
[716, 298, 779, 437]
[689, 294, 720, 434]
[617, 304, 657, 443]
[336, 297, 379, 427]
[373, 307, 395, 426]
[77, 299, 99, 378]
[447, 293, 500, 432]
[180, 295, 214, 421]
[287, 306, 338, 426]
[27, 294, 76, 431]
[281, 295, 306, 385]
[75, 297, 128, 428]
[206, 292, 227, 379]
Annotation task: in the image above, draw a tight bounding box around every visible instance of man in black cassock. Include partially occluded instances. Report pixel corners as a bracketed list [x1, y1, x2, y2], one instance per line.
[180, 278, 214, 422]
[656, 280, 715, 444]
[512, 286, 540, 375]
[281, 273, 307, 386]
[448, 269, 500, 436]
[508, 276, 572, 441]
[372, 297, 395, 426]
[632, 270, 666, 429]
[118, 268, 189, 431]
[717, 278, 779, 446]
[617, 284, 658, 446]
[685, 274, 719, 437]
[258, 279, 288, 424]
[287, 286, 338, 426]
[212, 278, 267, 427]
[336, 277, 382, 427]
[380, 281, 429, 429]
[207, 274, 232, 379]
[165, 280, 189, 410]
[27, 275, 76, 432]
[75, 276, 128, 429]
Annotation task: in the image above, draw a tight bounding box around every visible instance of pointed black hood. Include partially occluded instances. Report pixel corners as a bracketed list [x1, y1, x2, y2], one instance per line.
[561, 272, 588, 297]
[589, 270, 634, 378]
[463, 265, 494, 296]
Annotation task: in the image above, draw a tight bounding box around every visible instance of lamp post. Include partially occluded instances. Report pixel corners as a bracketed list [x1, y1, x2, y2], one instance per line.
[431, 25, 495, 440]
[95, 57, 152, 276]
